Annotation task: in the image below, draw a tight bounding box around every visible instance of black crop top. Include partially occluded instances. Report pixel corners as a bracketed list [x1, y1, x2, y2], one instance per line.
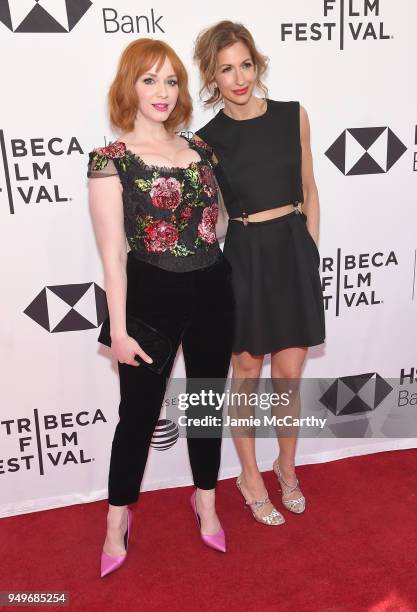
[87, 136, 221, 272]
[196, 99, 304, 218]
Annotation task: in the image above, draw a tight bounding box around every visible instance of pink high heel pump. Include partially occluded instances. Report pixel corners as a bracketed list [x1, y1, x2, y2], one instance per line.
[190, 490, 226, 553]
[100, 508, 132, 578]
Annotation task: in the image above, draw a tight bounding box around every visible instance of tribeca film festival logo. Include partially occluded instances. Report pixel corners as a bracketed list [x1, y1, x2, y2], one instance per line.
[281, 0, 392, 50]
[0, 132, 84, 214]
[0, 0, 92, 33]
[0, 412, 178, 475]
[24, 283, 107, 333]
[320, 249, 398, 315]
[325, 127, 407, 176]
[0, 409, 106, 476]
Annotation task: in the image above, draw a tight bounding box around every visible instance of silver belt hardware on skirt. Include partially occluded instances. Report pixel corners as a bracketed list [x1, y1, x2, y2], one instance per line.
[241, 202, 301, 225]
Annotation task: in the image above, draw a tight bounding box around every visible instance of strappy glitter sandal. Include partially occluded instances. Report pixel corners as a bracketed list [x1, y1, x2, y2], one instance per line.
[273, 460, 306, 514]
[236, 476, 285, 526]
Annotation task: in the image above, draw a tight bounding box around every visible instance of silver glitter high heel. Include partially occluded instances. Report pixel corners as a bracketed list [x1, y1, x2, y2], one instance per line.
[273, 460, 306, 514]
[236, 476, 285, 526]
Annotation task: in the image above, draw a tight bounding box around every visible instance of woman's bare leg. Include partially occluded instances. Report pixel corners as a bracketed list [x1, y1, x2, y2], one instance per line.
[230, 351, 279, 521]
[271, 346, 307, 502]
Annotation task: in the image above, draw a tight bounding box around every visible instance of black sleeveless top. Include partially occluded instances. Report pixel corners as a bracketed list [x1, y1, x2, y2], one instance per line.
[87, 136, 221, 272]
[196, 100, 304, 218]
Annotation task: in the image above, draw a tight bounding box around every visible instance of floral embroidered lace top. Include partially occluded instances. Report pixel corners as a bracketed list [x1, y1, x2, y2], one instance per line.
[87, 135, 221, 272]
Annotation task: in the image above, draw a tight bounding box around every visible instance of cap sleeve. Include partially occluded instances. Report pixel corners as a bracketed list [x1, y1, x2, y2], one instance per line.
[87, 151, 118, 178]
[190, 135, 217, 167]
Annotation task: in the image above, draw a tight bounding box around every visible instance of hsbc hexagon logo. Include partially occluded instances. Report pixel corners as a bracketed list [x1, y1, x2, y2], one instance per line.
[24, 282, 107, 333]
[319, 372, 393, 416]
[325, 127, 407, 175]
[0, 0, 92, 33]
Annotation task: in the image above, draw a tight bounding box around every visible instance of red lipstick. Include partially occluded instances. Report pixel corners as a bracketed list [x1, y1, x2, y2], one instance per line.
[232, 87, 249, 96]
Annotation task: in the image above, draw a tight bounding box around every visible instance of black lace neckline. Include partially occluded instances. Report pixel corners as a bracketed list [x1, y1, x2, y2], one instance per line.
[119, 135, 205, 173]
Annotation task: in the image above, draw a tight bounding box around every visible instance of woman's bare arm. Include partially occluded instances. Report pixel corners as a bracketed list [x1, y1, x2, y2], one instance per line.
[300, 105, 320, 245]
[88, 175, 151, 366]
[193, 134, 229, 241]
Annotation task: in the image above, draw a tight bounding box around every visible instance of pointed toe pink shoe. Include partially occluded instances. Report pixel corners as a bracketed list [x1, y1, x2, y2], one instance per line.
[190, 490, 226, 553]
[100, 508, 132, 578]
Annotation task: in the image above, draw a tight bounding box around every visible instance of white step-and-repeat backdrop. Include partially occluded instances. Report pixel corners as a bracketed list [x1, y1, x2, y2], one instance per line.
[1, 0, 416, 517]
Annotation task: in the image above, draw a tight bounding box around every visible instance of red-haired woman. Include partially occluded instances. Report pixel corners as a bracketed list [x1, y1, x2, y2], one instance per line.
[88, 38, 234, 576]
[194, 22, 325, 526]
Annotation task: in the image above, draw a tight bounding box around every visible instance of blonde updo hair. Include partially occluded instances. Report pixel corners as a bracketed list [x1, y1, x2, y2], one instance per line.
[193, 20, 269, 106]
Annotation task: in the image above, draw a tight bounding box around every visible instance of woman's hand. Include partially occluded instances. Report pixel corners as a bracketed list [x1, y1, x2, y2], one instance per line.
[111, 334, 153, 367]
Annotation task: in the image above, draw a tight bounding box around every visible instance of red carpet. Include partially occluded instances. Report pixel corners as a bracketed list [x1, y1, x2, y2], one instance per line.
[2, 449, 417, 611]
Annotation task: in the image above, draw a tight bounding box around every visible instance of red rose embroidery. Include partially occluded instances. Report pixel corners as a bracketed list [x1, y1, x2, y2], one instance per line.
[150, 177, 182, 210]
[192, 137, 212, 154]
[203, 203, 218, 226]
[198, 204, 218, 244]
[94, 142, 126, 158]
[198, 164, 217, 197]
[144, 220, 179, 253]
[180, 206, 193, 219]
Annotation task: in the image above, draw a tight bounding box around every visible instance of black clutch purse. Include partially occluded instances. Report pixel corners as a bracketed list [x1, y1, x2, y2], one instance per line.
[98, 314, 172, 374]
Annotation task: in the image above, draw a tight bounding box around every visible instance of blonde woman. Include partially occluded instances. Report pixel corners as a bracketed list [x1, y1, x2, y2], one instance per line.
[194, 21, 325, 526]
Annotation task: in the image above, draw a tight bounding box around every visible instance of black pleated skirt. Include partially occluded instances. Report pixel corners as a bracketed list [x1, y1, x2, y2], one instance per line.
[223, 210, 325, 355]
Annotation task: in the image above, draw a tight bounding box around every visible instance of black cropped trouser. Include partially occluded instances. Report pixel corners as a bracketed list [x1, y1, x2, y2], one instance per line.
[108, 252, 234, 506]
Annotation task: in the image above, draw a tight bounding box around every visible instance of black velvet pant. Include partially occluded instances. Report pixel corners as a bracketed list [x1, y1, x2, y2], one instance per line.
[108, 252, 234, 506]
